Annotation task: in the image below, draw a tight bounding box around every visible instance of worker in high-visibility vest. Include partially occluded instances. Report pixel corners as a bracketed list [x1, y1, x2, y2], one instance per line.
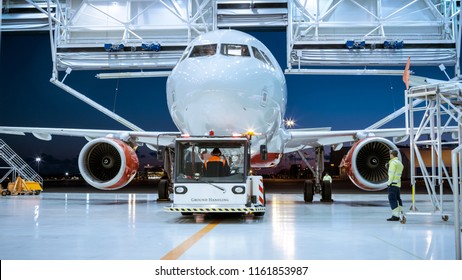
[204, 148, 230, 176]
[322, 172, 332, 184]
[386, 149, 404, 221]
[204, 148, 227, 167]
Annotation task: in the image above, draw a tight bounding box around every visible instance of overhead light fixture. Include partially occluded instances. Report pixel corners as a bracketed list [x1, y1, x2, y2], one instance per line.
[96, 71, 171, 79]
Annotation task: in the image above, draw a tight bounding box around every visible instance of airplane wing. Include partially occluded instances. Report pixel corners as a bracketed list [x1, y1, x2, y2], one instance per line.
[284, 127, 458, 152]
[0, 126, 180, 149]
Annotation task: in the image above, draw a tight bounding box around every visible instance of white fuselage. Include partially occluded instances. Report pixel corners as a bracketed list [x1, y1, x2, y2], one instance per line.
[166, 30, 288, 166]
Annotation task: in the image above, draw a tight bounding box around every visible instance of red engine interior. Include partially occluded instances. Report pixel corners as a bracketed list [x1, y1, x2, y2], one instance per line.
[78, 138, 139, 190]
[342, 137, 398, 191]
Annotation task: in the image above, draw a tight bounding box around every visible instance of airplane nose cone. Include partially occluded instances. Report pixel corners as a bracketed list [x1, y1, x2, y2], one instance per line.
[168, 58, 257, 135]
[180, 91, 248, 135]
[167, 56, 285, 136]
[173, 58, 243, 90]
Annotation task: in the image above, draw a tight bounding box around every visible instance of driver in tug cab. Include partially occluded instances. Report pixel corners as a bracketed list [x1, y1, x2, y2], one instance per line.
[204, 148, 230, 176]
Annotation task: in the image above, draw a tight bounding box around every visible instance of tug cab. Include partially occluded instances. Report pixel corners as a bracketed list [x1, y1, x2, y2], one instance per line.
[164, 136, 266, 216]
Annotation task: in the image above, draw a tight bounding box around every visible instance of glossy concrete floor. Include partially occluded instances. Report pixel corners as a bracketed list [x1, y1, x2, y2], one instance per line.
[0, 191, 458, 260]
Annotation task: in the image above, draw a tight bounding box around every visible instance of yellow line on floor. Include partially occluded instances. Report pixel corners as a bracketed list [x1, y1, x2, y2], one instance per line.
[160, 219, 222, 260]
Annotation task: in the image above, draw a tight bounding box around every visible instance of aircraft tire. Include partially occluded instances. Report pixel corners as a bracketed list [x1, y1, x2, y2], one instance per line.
[321, 181, 333, 202]
[157, 179, 169, 200]
[304, 180, 313, 202]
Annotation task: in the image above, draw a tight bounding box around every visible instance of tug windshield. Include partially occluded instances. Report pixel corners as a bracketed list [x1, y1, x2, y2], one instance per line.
[175, 140, 247, 183]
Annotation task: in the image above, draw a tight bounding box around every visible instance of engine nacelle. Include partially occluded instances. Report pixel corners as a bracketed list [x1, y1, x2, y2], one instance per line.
[78, 138, 139, 190]
[342, 137, 400, 191]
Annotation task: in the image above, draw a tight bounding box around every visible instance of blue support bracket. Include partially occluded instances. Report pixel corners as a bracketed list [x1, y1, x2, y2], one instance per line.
[345, 40, 365, 49]
[141, 43, 161, 52]
[104, 43, 125, 52]
[384, 40, 404, 49]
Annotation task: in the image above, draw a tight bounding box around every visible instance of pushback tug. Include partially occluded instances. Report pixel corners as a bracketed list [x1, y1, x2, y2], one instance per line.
[161, 132, 267, 216]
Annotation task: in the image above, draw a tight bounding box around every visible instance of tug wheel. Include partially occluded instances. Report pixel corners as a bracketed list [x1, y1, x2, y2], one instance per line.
[157, 179, 170, 200]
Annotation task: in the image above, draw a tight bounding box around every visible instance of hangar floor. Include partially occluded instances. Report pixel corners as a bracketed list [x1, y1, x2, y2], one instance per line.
[0, 181, 458, 260]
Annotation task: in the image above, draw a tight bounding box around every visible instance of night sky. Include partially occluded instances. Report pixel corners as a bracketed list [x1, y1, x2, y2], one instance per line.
[0, 30, 455, 175]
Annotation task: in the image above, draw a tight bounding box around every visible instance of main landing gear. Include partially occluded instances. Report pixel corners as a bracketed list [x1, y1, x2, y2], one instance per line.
[303, 180, 333, 203]
[301, 146, 333, 203]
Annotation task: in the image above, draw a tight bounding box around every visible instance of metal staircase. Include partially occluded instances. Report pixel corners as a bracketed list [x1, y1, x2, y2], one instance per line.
[0, 139, 43, 186]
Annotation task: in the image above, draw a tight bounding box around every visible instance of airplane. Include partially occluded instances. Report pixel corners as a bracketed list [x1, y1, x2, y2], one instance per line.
[0, 29, 453, 200]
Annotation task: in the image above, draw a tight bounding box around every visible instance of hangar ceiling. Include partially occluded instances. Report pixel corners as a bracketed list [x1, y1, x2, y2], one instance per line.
[1, 0, 461, 74]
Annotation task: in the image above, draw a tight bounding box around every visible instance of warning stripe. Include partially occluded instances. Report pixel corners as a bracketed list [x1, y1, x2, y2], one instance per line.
[164, 207, 265, 213]
[258, 179, 265, 204]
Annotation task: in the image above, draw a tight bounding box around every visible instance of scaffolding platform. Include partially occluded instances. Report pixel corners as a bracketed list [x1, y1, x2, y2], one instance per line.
[406, 80, 462, 259]
[3, 1, 458, 74]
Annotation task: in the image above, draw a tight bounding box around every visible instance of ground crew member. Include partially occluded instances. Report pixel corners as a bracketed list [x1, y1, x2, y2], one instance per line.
[322, 172, 332, 184]
[204, 148, 227, 167]
[386, 149, 404, 221]
[204, 148, 230, 176]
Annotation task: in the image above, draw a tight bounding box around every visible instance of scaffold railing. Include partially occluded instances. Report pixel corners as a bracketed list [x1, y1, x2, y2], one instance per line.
[451, 144, 462, 260]
[406, 81, 462, 221]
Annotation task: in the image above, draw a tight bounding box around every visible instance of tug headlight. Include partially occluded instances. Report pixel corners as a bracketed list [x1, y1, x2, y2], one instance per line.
[232, 186, 245, 194]
[175, 186, 188, 194]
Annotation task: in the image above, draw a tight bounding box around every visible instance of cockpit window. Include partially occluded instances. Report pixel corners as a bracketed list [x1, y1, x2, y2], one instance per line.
[252, 47, 274, 68]
[221, 44, 250, 57]
[260, 50, 275, 68]
[189, 44, 217, 57]
[179, 45, 192, 62]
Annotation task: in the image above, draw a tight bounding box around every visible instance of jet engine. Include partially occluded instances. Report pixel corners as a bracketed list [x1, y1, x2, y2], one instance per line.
[78, 138, 139, 190]
[342, 137, 400, 191]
